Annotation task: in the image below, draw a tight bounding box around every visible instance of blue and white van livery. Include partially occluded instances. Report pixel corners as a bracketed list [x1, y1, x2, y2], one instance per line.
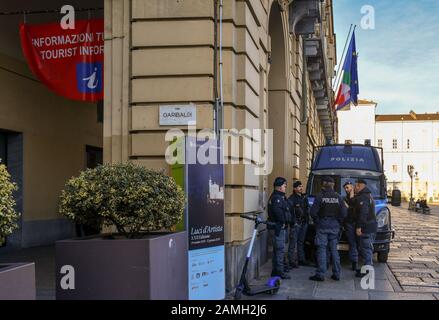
[305, 144, 395, 263]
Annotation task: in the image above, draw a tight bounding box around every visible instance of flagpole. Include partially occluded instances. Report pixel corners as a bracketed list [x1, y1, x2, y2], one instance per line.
[333, 24, 354, 90]
[333, 24, 356, 91]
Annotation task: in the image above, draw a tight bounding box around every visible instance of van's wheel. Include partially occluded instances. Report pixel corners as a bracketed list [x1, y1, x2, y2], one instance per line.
[378, 251, 389, 263]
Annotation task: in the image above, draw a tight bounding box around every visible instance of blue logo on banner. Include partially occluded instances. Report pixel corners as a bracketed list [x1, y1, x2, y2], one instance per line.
[76, 62, 103, 93]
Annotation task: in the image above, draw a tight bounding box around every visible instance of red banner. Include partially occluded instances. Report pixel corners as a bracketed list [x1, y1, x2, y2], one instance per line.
[19, 19, 104, 102]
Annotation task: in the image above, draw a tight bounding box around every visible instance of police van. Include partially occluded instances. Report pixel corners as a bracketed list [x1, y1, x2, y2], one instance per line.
[305, 143, 395, 263]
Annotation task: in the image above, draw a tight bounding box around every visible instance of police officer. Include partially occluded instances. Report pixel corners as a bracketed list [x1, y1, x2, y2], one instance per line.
[353, 179, 377, 277]
[309, 176, 347, 281]
[287, 181, 311, 268]
[343, 181, 359, 271]
[267, 177, 291, 279]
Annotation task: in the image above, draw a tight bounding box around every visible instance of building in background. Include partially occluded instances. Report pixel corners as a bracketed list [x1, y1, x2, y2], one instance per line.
[337, 99, 377, 145]
[338, 102, 439, 202]
[376, 112, 439, 202]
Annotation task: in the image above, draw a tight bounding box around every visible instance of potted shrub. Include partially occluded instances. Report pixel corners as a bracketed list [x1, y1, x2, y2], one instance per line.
[55, 163, 187, 300]
[0, 163, 35, 300]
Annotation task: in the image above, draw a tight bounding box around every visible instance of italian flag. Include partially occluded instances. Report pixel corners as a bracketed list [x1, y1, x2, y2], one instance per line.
[334, 31, 359, 111]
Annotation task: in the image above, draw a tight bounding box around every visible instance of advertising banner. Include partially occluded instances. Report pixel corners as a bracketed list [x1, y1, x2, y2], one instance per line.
[19, 19, 104, 102]
[185, 137, 225, 300]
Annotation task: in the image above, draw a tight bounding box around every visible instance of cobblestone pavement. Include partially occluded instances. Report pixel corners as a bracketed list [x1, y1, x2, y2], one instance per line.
[245, 203, 439, 300]
[387, 204, 439, 294]
[1, 204, 439, 300]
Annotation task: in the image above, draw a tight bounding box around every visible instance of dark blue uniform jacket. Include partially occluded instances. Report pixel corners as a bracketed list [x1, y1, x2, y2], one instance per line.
[310, 187, 347, 230]
[287, 192, 310, 225]
[354, 187, 378, 234]
[268, 190, 291, 235]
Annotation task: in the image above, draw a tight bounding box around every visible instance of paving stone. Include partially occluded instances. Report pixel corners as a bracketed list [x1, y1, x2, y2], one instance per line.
[391, 269, 438, 276]
[393, 272, 434, 278]
[286, 292, 316, 300]
[280, 286, 317, 300]
[314, 288, 369, 300]
[387, 205, 439, 294]
[424, 264, 439, 270]
[388, 263, 427, 269]
[36, 289, 55, 301]
[398, 280, 426, 286]
[278, 279, 317, 292]
[401, 286, 439, 293]
[316, 279, 355, 291]
[372, 271, 389, 280]
[354, 279, 394, 292]
[421, 277, 439, 284]
[411, 258, 439, 263]
[369, 291, 436, 300]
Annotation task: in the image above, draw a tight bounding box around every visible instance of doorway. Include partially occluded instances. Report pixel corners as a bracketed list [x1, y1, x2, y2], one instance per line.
[267, 2, 292, 194]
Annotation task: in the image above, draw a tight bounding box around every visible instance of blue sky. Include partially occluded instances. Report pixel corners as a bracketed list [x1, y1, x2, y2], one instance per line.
[333, 0, 439, 114]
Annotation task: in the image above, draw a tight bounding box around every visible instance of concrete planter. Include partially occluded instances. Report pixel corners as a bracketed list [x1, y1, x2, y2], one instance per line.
[0, 263, 36, 300]
[55, 231, 188, 300]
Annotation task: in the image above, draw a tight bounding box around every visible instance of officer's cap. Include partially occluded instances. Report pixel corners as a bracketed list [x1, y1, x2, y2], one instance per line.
[343, 181, 353, 188]
[321, 176, 334, 183]
[274, 177, 287, 187]
[356, 178, 367, 185]
[293, 181, 302, 188]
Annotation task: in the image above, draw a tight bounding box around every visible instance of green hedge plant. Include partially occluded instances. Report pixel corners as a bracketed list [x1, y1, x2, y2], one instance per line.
[59, 163, 185, 239]
[0, 163, 20, 245]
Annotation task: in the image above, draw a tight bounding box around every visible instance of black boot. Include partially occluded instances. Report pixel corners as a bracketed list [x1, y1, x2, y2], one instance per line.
[309, 275, 324, 282]
[331, 274, 340, 281]
[351, 262, 358, 271]
[280, 273, 291, 280]
[299, 260, 311, 266]
[271, 270, 281, 277]
[355, 269, 364, 278]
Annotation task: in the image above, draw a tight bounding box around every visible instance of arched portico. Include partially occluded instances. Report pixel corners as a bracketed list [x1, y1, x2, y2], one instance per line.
[267, 1, 295, 194]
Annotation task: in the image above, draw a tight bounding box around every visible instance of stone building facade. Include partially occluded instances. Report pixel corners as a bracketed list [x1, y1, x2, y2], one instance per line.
[103, 0, 337, 290]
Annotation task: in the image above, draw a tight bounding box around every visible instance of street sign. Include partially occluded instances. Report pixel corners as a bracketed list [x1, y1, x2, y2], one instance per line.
[159, 104, 196, 126]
